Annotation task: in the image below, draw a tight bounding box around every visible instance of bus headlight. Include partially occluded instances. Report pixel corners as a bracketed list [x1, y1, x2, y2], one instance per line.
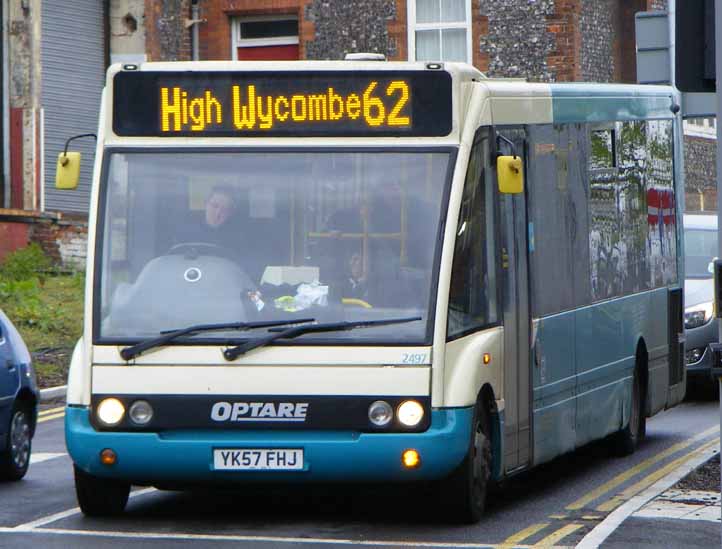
[96, 398, 125, 426]
[397, 400, 424, 427]
[685, 302, 714, 329]
[368, 401, 393, 427]
[128, 400, 154, 425]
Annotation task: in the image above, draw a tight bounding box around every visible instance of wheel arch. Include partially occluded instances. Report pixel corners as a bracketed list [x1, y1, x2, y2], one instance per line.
[477, 383, 502, 480]
[14, 388, 38, 436]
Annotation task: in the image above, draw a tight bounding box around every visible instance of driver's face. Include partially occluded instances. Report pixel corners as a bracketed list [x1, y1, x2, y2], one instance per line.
[205, 193, 234, 228]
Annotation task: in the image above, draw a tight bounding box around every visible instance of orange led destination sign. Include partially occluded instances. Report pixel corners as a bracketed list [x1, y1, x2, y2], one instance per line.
[113, 71, 452, 137]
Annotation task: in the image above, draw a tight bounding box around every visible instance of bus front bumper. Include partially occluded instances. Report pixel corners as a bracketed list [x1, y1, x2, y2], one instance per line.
[65, 406, 472, 484]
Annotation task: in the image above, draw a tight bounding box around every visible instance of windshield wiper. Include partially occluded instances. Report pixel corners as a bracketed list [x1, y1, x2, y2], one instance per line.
[222, 316, 422, 361]
[120, 318, 315, 361]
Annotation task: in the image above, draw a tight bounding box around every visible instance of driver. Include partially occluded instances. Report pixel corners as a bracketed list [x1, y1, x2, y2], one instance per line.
[200, 186, 238, 246]
[174, 185, 240, 252]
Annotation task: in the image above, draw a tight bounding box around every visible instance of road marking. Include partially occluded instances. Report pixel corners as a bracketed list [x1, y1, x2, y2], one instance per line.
[29, 453, 65, 465]
[37, 412, 65, 423]
[596, 437, 720, 512]
[566, 425, 719, 511]
[499, 523, 549, 547]
[577, 445, 720, 548]
[12, 487, 157, 530]
[531, 523, 582, 548]
[0, 526, 535, 548]
[38, 406, 65, 417]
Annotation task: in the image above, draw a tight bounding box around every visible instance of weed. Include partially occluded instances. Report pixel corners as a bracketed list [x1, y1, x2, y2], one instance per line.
[0, 246, 83, 388]
[0, 243, 52, 282]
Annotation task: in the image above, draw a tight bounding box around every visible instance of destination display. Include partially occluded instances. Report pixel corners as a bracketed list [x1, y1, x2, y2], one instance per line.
[112, 70, 453, 137]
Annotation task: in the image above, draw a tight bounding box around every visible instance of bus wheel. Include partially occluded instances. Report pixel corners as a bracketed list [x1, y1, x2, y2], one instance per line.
[614, 367, 645, 457]
[440, 401, 491, 523]
[74, 465, 130, 516]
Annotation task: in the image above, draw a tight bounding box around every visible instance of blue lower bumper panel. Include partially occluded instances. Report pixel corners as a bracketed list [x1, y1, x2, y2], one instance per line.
[66, 406, 472, 484]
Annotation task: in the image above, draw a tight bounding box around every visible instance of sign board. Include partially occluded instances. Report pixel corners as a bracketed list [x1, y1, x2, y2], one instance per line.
[112, 70, 453, 137]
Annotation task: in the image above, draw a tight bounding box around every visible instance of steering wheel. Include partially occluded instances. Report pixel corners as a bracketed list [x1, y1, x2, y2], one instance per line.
[165, 242, 234, 258]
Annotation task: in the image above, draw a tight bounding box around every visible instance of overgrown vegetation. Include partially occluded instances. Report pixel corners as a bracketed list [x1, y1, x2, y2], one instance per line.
[0, 244, 84, 388]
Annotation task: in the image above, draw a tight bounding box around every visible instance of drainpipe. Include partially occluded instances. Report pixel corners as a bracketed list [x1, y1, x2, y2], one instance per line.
[191, 0, 200, 61]
[2, 0, 9, 209]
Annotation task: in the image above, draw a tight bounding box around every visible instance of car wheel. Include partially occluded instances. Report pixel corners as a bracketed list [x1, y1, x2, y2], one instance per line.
[438, 400, 492, 523]
[74, 465, 130, 516]
[0, 403, 32, 481]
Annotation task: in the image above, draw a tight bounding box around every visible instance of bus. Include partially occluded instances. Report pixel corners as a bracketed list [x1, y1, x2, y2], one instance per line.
[58, 60, 685, 522]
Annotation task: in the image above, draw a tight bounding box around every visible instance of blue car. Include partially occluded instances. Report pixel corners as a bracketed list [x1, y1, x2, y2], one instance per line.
[0, 308, 38, 480]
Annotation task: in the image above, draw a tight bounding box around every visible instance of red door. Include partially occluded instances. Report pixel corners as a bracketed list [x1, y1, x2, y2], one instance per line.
[236, 45, 299, 61]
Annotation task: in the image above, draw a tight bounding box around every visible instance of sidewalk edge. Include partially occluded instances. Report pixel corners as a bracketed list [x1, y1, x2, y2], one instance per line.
[577, 442, 721, 549]
[39, 385, 67, 402]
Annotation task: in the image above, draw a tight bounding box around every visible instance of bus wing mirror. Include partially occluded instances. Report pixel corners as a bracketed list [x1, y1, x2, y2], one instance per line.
[56, 152, 81, 190]
[497, 155, 524, 194]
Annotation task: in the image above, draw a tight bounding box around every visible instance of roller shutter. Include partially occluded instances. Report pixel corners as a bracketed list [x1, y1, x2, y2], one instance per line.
[42, 0, 104, 213]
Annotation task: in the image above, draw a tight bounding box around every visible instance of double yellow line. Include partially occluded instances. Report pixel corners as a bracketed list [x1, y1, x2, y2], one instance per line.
[500, 426, 721, 547]
[37, 406, 65, 423]
[568, 425, 719, 512]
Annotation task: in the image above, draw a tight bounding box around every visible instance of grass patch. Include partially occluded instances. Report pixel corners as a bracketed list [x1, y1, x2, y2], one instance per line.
[1, 245, 84, 389]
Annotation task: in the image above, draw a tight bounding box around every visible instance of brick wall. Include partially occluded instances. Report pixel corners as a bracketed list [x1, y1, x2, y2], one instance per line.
[145, 0, 192, 61]
[685, 135, 717, 213]
[547, 0, 581, 82]
[476, 0, 667, 83]
[580, 0, 616, 82]
[0, 221, 30, 264]
[198, 0, 403, 62]
[479, 0, 557, 81]
[30, 218, 88, 268]
[199, 0, 315, 61]
[0, 213, 88, 268]
[305, 0, 397, 59]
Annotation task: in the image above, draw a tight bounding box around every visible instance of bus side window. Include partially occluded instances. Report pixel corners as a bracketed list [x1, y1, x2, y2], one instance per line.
[447, 132, 499, 338]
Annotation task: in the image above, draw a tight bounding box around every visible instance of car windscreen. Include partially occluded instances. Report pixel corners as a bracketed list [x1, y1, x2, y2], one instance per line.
[684, 228, 718, 279]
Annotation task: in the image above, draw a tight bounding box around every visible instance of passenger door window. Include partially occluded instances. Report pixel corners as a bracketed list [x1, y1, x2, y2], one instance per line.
[447, 131, 499, 338]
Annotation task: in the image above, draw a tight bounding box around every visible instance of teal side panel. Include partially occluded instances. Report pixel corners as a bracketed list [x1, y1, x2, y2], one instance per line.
[533, 289, 670, 464]
[575, 289, 669, 447]
[551, 84, 678, 124]
[532, 312, 576, 466]
[575, 295, 639, 448]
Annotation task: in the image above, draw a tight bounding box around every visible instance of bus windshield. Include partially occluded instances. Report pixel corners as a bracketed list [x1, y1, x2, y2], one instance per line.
[97, 150, 452, 345]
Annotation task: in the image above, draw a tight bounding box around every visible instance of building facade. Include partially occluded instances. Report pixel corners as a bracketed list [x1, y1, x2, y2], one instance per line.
[7, 0, 716, 267]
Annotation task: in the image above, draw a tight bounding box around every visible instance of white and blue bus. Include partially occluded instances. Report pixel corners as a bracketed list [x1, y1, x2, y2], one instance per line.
[59, 60, 685, 522]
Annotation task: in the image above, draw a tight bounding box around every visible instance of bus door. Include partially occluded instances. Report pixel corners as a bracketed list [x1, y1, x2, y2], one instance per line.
[497, 129, 532, 473]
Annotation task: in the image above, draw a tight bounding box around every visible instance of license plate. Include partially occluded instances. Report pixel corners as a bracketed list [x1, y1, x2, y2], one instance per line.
[213, 449, 303, 470]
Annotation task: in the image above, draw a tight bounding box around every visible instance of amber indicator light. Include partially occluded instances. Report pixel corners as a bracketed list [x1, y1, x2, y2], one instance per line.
[100, 448, 117, 466]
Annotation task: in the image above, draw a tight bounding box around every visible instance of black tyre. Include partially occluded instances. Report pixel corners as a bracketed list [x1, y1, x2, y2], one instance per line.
[439, 401, 492, 523]
[614, 367, 645, 457]
[74, 465, 130, 516]
[0, 402, 32, 481]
